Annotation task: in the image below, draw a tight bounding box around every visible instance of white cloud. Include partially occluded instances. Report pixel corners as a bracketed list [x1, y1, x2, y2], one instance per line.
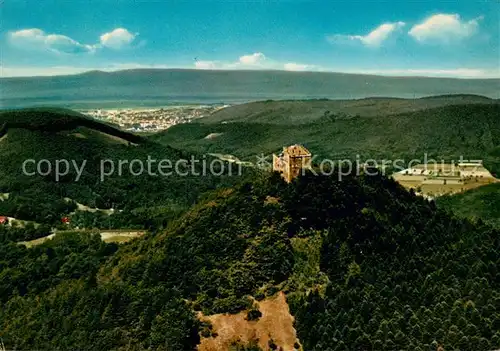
[1, 65, 92, 77]
[107, 63, 170, 70]
[409, 14, 481, 43]
[8, 28, 95, 54]
[284, 63, 314, 71]
[99, 28, 137, 49]
[0, 63, 172, 77]
[192, 53, 270, 70]
[338, 68, 499, 78]
[194, 60, 217, 69]
[239, 52, 266, 65]
[8, 28, 45, 47]
[8, 27, 138, 54]
[328, 21, 405, 47]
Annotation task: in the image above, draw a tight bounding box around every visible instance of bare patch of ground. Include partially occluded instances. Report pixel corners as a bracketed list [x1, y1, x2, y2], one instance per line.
[4, 216, 40, 229]
[70, 132, 87, 139]
[77, 129, 137, 146]
[204, 133, 223, 140]
[96, 130, 133, 145]
[397, 180, 496, 198]
[208, 153, 254, 166]
[264, 196, 280, 205]
[19, 234, 55, 248]
[64, 198, 115, 215]
[100, 230, 145, 243]
[19, 230, 145, 247]
[198, 292, 300, 351]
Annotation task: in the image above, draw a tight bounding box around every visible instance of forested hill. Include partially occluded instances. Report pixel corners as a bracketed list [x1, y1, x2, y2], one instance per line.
[0, 108, 143, 144]
[2, 171, 498, 350]
[201, 94, 499, 124]
[437, 183, 500, 228]
[153, 101, 500, 228]
[154, 103, 500, 175]
[0, 108, 245, 230]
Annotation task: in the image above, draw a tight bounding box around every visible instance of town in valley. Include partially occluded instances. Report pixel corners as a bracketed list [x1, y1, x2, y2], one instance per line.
[82, 104, 229, 132]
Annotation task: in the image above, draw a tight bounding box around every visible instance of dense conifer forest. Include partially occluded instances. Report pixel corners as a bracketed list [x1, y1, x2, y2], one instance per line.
[1, 171, 498, 350]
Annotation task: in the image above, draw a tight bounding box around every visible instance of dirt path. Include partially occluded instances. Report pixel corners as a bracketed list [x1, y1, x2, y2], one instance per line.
[19, 234, 55, 248]
[99, 231, 145, 243]
[19, 230, 146, 247]
[208, 153, 254, 167]
[64, 198, 115, 215]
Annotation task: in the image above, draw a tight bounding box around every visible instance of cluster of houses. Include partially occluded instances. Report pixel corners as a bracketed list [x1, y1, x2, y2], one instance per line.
[394, 161, 495, 185]
[271, 147, 498, 198]
[84, 106, 223, 133]
[392, 160, 497, 196]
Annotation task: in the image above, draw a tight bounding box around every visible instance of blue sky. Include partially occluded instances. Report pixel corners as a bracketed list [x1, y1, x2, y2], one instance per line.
[1, 0, 499, 77]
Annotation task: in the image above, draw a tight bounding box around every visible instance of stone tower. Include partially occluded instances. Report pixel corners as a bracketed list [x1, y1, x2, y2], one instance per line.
[272, 144, 312, 183]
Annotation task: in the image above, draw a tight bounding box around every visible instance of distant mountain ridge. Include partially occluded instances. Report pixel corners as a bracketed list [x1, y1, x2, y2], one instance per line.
[1, 69, 498, 109]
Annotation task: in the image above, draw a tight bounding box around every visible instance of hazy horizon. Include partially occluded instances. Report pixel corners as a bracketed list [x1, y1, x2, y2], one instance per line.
[1, 69, 498, 110]
[3, 67, 500, 80]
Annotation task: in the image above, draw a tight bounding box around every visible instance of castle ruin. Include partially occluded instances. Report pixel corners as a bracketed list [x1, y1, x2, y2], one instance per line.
[272, 144, 312, 183]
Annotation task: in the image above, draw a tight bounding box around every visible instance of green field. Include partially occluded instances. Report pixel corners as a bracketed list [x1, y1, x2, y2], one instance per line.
[437, 183, 500, 227]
